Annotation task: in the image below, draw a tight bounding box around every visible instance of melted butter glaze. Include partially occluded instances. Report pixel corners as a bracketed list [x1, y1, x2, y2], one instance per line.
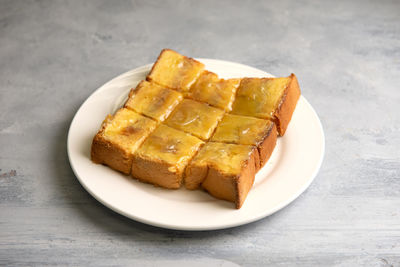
[211, 114, 273, 146]
[136, 124, 204, 173]
[231, 77, 290, 119]
[147, 49, 204, 92]
[189, 71, 240, 111]
[165, 99, 224, 140]
[125, 80, 183, 122]
[103, 108, 157, 153]
[191, 142, 254, 174]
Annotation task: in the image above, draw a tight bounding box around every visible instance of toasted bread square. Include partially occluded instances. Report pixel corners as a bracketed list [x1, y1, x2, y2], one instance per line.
[124, 80, 183, 122]
[211, 114, 277, 169]
[165, 99, 225, 140]
[231, 74, 300, 136]
[132, 124, 204, 189]
[91, 108, 158, 174]
[185, 142, 257, 208]
[188, 71, 240, 111]
[147, 49, 205, 93]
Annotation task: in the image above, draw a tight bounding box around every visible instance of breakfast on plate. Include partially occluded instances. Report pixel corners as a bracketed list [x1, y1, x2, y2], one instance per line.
[91, 49, 301, 209]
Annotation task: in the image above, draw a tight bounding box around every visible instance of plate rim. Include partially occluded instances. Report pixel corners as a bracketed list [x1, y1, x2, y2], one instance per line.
[67, 59, 325, 231]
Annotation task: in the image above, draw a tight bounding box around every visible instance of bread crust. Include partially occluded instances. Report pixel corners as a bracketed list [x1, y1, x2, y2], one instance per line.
[201, 147, 257, 209]
[91, 133, 133, 175]
[184, 164, 208, 190]
[131, 155, 182, 189]
[235, 148, 257, 208]
[90, 110, 157, 175]
[256, 122, 277, 170]
[274, 73, 301, 136]
[126, 80, 144, 99]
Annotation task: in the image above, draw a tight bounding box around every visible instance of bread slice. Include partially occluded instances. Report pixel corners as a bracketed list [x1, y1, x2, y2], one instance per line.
[185, 142, 258, 208]
[91, 108, 158, 174]
[210, 114, 277, 170]
[165, 99, 225, 140]
[124, 80, 183, 122]
[231, 73, 300, 136]
[188, 71, 240, 111]
[147, 49, 205, 93]
[131, 124, 204, 189]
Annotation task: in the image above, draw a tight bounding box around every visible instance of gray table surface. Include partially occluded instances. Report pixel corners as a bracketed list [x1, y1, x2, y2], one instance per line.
[1, 0, 399, 266]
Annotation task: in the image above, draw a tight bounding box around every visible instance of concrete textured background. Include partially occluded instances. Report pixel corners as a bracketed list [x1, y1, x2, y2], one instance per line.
[1, 0, 399, 266]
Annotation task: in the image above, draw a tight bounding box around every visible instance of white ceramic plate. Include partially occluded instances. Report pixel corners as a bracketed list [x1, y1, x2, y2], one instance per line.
[67, 59, 325, 231]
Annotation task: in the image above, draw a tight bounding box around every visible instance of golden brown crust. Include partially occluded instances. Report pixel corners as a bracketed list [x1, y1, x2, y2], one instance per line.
[274, 73, 301, 136]
[131, 155, 182, 189]
[201, 169, 237, 204]
[184, 164, 208, 190]
[256, 122, 277, 170]
[90, 110, 157, 175]
[91, 133, 133, 175]
[185, 56, 205, 69]
[201, 147, 257, 209]
[126, 80, 145, 100]
[234, 149, 257, 208]
[197, 70, 215, 77]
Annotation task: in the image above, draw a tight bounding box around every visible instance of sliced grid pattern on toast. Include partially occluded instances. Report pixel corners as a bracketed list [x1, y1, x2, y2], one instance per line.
[164, 99, 225, 141]
[132, 124, 203, 189]
[187, 70, 240, 111]
[210, 114, 277, 170]
[91, 49, 300, 208]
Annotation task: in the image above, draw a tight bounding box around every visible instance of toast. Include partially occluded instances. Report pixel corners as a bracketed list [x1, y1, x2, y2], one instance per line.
[231, 74, 300, 136]
[147, 49, 205, 93]
[91, 108, 158, 174]
[124, 80, 183, 122]
[91, 49, 302, 209]
[188, 71, 240, 111]
[185, 142, 258, 209]
[211, 114, 277, 170]
[131, 124, 204, 189]
[165, 99, 225, 140]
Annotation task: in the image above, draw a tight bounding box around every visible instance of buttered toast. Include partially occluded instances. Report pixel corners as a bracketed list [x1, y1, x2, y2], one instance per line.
[147, 49, 204, 94]
[211, 114, 277, 170]
[188, 71, 240, 111]
[165, 99, 225, 140]
[124, 80, 183, 122]
[131, 124, 203, 189]
[185, 142, 258, 209]
[91, 49, 301, 209]
[91, 108, 157, 174]
[231, 74, 300, 136]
